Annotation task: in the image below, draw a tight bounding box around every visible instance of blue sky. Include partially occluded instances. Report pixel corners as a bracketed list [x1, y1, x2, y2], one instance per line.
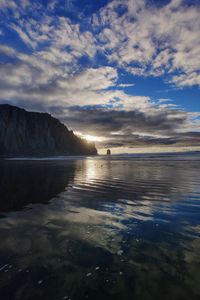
[0, 0, 199, 152]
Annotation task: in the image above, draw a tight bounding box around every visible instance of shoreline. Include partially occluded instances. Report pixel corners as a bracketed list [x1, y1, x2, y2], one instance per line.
[1, 151, 200, 161]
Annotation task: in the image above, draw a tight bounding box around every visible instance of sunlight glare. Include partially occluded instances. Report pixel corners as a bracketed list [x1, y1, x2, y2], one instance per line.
[75, 132, 103, 142]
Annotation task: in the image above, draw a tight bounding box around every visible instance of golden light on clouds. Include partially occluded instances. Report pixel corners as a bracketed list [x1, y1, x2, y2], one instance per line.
[83, 135, 102, 142]
[75, 132, 105, 143]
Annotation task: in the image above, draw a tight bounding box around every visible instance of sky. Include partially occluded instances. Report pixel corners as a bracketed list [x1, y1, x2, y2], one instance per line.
[0, 0, 200, 154]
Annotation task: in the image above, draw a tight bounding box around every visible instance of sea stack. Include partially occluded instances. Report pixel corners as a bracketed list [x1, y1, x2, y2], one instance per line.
[107, 149, 111, 155]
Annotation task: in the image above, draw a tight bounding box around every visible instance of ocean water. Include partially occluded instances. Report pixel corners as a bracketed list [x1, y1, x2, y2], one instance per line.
[0, 153, 200, 300]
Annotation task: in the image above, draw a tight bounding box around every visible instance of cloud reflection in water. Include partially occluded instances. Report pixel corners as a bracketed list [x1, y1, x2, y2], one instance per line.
[0, 155, 200, 300]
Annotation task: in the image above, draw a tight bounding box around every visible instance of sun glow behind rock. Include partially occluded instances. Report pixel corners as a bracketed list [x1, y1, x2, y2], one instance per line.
[84, 135, 102, 142]
[75, 132, 104, 143]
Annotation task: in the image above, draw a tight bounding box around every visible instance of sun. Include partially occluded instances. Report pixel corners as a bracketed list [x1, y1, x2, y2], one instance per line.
[75, 132, 103, 142]
[82, 134, 102, 142]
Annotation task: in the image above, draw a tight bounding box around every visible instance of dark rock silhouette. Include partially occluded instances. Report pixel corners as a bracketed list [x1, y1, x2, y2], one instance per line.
[0, 160, 76, 213]
[107, 149, 111, 155]
[0, 104, 97, 156]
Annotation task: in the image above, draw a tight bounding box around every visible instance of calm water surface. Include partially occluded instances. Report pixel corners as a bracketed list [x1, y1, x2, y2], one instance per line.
[0, 154, 200, 300]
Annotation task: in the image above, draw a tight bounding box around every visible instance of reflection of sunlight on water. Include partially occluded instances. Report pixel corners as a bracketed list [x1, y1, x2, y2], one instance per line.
[82, 158, 112, 182]
[0, 157, 200, 300]
[71, 158, 200, 230]
[85, 159, 97, 181]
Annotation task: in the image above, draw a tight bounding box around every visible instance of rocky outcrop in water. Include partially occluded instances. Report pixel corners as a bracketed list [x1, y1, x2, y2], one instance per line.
[0, 104, 97, 156]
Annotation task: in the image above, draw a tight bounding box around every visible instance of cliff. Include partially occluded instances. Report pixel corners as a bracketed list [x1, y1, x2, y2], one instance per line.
[0, 104, 97, 156]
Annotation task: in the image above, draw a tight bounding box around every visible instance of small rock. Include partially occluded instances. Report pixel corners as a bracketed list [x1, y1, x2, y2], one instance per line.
[86, 273, 92, 277]
[38, 280, 43, 285]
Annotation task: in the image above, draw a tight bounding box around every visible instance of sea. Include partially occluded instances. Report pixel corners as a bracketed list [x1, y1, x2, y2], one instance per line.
[0, 152, 200, 300]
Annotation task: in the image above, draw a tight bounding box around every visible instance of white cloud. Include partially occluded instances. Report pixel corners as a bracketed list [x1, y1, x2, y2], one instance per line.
[0, 62, 33, 87]
[158, 98, 173, 103]
[92, 0, 200, 87]
[0, 44, 17, 56]
[170, 72, 200, 87]
[10, 24, 36, 48]
[1, 0, 200, 88]
[0, 0, 199, 148]
[58, 67, 118, 91]
[0, 0, 17, 9]
[117, 83, 135, 88]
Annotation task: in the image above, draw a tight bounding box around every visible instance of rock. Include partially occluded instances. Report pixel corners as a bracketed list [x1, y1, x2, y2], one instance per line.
[0, 104, 98, 156]
[106, 149, 111, 155]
